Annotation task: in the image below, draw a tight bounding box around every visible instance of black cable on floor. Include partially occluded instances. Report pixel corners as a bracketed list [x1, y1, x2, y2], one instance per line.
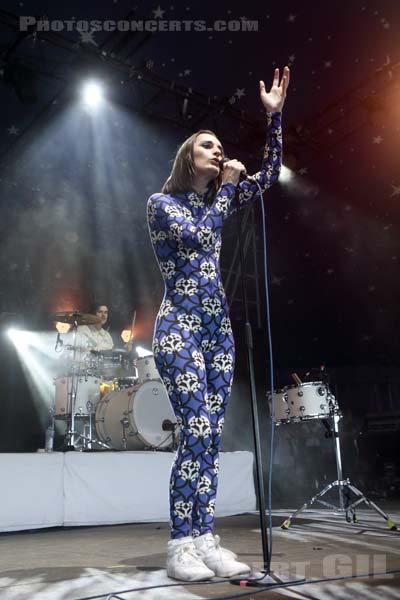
[73, 567, 400, 600]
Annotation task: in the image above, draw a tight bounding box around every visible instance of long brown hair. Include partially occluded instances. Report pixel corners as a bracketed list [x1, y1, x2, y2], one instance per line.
[162, 129, 223, 200]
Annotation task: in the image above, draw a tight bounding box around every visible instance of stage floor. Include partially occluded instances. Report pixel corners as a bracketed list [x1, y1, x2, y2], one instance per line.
[1, 504, 399, 599]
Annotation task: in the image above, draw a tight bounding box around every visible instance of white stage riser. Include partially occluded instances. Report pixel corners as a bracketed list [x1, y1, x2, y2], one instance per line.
[1, 451, 256, 532]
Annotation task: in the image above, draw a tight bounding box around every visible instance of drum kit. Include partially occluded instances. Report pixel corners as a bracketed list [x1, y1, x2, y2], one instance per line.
[49, 311, 178, 451]
[269, 372, 396, 529]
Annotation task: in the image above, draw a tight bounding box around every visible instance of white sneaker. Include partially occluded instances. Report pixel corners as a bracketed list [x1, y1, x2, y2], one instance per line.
[167, 536, 215, 581]
[214, 534, 238, 560]
[193, 533, 250, 578]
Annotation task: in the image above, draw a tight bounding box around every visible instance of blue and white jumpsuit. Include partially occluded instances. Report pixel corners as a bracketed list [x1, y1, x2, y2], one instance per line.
[147, 112, 282, 539]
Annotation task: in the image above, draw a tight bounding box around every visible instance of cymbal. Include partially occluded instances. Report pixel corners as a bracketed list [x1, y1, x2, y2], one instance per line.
[51, 311, 101, 326]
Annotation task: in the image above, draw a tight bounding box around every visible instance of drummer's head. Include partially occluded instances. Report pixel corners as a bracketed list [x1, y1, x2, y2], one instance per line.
[90, 302, 109, 328]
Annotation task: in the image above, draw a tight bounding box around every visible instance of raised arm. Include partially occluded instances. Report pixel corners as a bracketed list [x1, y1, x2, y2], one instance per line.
[221, 67, 290, 212]
[236, 111, 283, 207]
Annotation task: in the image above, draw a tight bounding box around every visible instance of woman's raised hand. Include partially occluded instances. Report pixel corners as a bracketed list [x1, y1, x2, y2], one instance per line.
[259, 66, 290, 113]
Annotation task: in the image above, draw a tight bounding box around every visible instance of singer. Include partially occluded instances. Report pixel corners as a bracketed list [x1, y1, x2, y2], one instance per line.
[147, 67, 290, 581]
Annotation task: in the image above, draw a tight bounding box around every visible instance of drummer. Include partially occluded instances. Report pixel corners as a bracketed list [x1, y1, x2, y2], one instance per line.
[76, 303, 114, 351]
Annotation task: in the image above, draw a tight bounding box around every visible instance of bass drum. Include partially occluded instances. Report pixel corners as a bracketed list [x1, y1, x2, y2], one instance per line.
[95, 379, 177, 450]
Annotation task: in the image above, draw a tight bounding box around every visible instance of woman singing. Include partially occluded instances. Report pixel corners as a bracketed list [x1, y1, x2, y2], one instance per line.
[147, 67, 290, 581]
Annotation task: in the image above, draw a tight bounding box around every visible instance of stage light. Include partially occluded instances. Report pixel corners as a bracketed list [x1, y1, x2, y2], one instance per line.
[121, 329, 133, 344]
[56, 321, 70, 334]
[136, 346, 152, 358]
[82, 82, 103, 107]
[280, 164, 293, 183]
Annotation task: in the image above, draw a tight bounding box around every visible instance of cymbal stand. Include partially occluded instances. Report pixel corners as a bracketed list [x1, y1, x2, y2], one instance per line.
[64, 375, 112, 450]
[281, 412, 397, 531]
[63, 315, 80, 450]
[83, 408, 112, 450]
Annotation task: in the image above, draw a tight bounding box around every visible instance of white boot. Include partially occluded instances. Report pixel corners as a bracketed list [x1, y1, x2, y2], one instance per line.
[193, 533, 250, 578]
[214, 534, 238, 560]
[167, 536, 215, 581]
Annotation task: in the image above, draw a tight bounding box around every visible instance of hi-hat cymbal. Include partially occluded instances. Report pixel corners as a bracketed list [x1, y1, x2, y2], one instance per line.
[51, 311, 101, 326]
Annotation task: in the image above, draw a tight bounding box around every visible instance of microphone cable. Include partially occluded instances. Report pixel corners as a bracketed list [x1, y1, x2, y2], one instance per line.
[253, 177, 277, 567]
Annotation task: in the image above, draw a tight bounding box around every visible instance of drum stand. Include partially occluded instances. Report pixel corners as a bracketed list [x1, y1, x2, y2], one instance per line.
[61, 318, 110, 450]
[62, 318, 81, 450]
[281, 413, 397, 531]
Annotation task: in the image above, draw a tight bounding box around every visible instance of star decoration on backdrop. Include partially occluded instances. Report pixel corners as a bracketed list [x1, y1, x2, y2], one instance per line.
[270, 275, 285, 286]
[79, 30, 97, 45]
[235, 88, 246, 99]
[287, 14, 297, 23]
[7, 126, 19, 135]
[391, 184, 400, 197]
[377, 54, 392, 78]
[153, 6, 166, 18]
[373, 136, 383, 144]
[361, 335, 373, 342]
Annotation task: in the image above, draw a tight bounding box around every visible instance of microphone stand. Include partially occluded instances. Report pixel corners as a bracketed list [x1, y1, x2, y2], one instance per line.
[230, 195, 304, 588]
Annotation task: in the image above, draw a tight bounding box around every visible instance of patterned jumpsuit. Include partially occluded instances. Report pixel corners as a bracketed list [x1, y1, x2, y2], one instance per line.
[147, 112, 282, 539]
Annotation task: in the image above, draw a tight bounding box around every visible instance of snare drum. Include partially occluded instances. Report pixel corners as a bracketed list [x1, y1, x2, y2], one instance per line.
[95, 379, 177, 450]
[54, 374, 101, 418]
[270, 382, 336, 424]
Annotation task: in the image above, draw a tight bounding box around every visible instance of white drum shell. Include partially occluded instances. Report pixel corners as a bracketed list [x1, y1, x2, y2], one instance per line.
[271, 382, 335, 423]
[136, 355, 160, 384]
[95, 379, 176, 450]
[54, 375, 101, 418]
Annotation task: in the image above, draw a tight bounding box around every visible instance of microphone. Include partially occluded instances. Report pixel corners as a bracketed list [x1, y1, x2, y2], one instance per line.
[54, 332, 64, 352]
[219, 157, 254, 181]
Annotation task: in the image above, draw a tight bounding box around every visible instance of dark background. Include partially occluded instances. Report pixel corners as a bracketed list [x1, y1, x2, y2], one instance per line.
[0, 0, 399, 502]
